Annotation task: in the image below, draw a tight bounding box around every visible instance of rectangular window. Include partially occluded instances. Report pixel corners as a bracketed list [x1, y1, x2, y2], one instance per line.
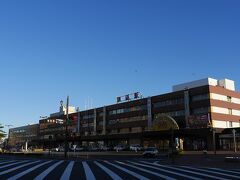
[191, 94, 209, 102]
[120, 128, 129, 133]
[229, 121, 233, 128]
[192, 107, 209, 115]
[131, 127, 142, 133]
[153, 98, 184, 108]
[228, 108, 232, 115]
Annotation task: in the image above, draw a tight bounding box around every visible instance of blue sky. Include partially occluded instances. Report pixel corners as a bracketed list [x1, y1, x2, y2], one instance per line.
[0, 0, 240, 132]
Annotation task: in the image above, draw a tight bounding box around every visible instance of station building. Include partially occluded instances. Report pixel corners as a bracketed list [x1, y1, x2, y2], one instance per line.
[8, 124, 39, 149]
[9, 77, 240, 151]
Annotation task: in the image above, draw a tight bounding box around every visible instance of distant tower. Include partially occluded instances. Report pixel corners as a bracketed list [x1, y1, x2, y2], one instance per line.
[60, 100, 64, 113]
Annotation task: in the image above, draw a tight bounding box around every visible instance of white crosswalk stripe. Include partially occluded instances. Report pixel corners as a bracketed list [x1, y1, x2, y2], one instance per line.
[0, 158, 239, 180]
[94, 161, 122, 180]
[116, 161, 176, 180]
[203, 167, 240, 175]
[34, 160, 64, 180]
[0, 160, 16, 165]
[60, 161, 74, 180]
[7, 160, 53, 180]
[0, 160, 41, 176]
[0, 160, 29, 170]
[141, 161, 230, 180]
[105, 161, 149, 180]
[179, 166, 240, 179]
[127, 161, 203, 180]
[82, 161, 96, 180]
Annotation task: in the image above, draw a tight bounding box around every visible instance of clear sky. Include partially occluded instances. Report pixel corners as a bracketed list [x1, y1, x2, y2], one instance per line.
[0, 0, 239, 132]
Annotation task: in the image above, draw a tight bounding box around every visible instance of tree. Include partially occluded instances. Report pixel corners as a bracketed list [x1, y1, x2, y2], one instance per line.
[0, 124, 6, 140]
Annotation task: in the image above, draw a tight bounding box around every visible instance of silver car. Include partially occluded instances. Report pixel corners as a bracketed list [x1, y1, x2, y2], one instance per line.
[143, 147, 159, 157]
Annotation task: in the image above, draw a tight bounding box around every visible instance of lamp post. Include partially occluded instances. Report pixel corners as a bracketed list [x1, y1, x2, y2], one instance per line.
[208, 121, 216, 155]
[76, 107, 80, 134]
[64, 96, 69, 158]
[212, 127, 216, 155]
[171, 128, 175, 164]
[232, 129, 237, 153]
[5, 125, 13, 149]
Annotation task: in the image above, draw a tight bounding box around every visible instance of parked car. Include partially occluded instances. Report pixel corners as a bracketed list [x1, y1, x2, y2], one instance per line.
[100, 146, 112, 151]
[70, 145, 84, 152]
[114, 144, 126, 151]
[130, 144, 143, 151]
[88, 146, 100, 151]
[143, 147, 159, 157]
[53, 146, 64, 152]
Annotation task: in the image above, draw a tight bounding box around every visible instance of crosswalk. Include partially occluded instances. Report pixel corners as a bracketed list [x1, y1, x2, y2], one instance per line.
[0, 158, 239, 180]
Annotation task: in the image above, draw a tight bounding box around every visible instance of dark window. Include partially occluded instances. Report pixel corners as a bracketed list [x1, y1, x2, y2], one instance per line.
[191, 94, 209, 102]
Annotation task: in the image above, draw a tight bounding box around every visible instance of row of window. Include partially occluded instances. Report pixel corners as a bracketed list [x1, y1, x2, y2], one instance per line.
[192, 107, 209, 114]
[40, 127, 64, 133]
[191, 94, 209, 101]
[153, 98, 184, 108]
[108, 105, 147, 115]
[82, 123, 94, 128]
[82, 114, 95, 120]
[108, 115, 147, 125]
[107, 127, 144, 134]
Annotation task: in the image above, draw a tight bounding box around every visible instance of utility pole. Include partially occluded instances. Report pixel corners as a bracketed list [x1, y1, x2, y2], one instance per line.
[212, 128, 216, 155]
[232, 129, 237, 153]
[77, 107, 80, 134]
[64, 96, 69, 158]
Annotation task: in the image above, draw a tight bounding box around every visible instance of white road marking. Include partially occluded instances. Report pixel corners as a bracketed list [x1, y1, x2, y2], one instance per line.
[0, 160, 29, 170]
[94, 161, 122, 180]
[60, 161, 74, 180]
[203, 167, 240, 175]
[34, 160, 64, 180]
[7, 161, 52, 180]
[105, 161, 149, 180]
[141, 161, 229, 180]
[82, 161, 96, 180]
[127, 161, 203, 180]
[0, 160, 16, 165]
[116, 161, 176, 180]
[0, 160, 41, 176]
[180, 166, 240, 179]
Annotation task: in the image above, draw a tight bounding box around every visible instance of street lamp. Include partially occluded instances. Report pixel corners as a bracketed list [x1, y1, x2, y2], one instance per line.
[64, 96, 69, 158]
[208, 126, 216, 155]
[76, 107, 80, 134]
[232, 129, 237, 153]
[212, 127, 216, 155]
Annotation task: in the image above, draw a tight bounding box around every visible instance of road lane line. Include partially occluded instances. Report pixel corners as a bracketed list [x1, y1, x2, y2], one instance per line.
[34, 160, 64, 180]
[116, 161, 176, 180]
[7, 161, 52, 180]
[82, 161, 96, 180]
[94, 161, 122, 180]
[105, 161, 149, 180]
[179, 166, 240, 179]
[0, 160, 30, 170]
[0, 160, 41, 176]
[60, 161, 74, 180]
[141, 161, 229, 180]
[127, 161, 202, 180]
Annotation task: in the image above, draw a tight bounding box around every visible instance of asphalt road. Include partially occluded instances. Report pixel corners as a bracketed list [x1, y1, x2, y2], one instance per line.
[0, 157, 240, 180]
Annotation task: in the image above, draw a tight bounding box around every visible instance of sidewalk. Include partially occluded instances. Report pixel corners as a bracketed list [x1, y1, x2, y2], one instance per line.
[163, 151, 240, 169]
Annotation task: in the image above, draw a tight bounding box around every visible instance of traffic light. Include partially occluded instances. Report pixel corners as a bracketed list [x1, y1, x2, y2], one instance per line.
[67, 118, 72, 125]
